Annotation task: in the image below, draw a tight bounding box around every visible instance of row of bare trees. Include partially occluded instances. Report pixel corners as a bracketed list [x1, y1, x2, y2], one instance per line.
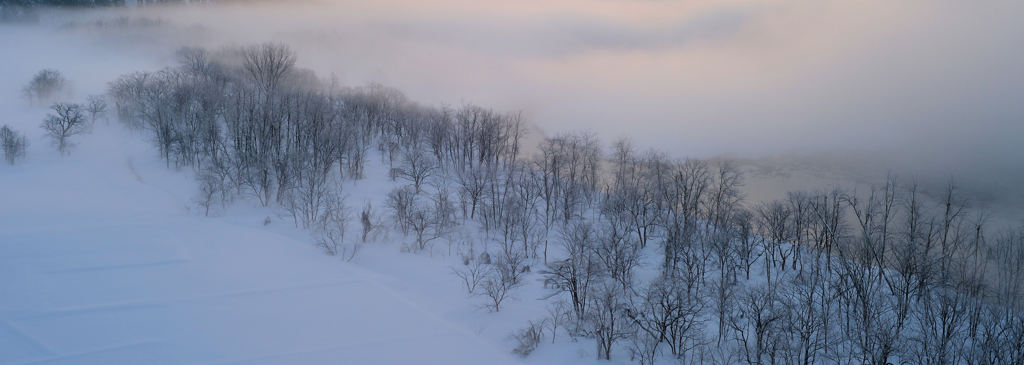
[529, 139, 1023, 364]
[105, 43, 1024, 364]
[13, 68, 109, 158]
[540, 153, 1024, 364]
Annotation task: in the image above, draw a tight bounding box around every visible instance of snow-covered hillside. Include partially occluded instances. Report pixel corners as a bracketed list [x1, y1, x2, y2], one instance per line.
[0, 108, 538, 365]
[4, 5, 1024, 365]
[0, 40, 616, 364]
[0, 17, 622, 364]
[0, 22, 536, 365]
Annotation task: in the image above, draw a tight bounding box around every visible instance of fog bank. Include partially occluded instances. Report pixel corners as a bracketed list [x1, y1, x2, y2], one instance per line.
[4, 0, 1023, 223]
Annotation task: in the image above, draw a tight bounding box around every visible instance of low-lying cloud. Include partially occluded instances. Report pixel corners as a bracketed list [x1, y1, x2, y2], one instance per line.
[3, 0, 1022, 222]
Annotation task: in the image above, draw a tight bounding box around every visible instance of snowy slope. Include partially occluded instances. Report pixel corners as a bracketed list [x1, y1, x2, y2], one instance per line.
[0, 122, 526, 365]
[0, 21, 611, 362]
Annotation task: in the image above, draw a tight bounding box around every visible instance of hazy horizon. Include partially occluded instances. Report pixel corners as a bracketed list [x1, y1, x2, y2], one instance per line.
[4, 0, 1023, 223]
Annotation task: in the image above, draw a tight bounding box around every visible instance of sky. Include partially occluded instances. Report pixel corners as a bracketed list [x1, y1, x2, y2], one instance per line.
[112, 1, 1020, 166]
[4, 0, 1023, 219]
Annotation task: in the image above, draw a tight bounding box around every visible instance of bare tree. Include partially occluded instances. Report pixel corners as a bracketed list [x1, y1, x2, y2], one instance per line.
[786, 191, 811, 274]
[481, 259, 521, 312]
[41, 102, 87, 155]
[989, 227, 1024, 316]
[729, 286, 783, 365]
[315, 192, 357, 261]
[587, 281, 630, 360]
[241, 43, 296, 95]
[778, 265, 829, 365]
[510, 167, 543, 258]
[537, 133, 601, 225]
[757, 200, 792, 283]
[593, 214, 641, 291]
[731, 209, 761, 280]
[711, 276, 736, 347]
[23, 69, 68, 104]
[455, 161, 490, 220]
[1, 125, 28, 165]
[406, 200, 447, 253]
[395, 145, 437, 193]
[909, 182, 972, 365]
[107, 71, 151, 129]
[609, 139, 658, 250]
[965, 227, 1024, 364]
[543, 220, 601, 323]
[359, 202, 376, 243]
[546, 300, 573, 343]
[85, 95, 108, 126]
[452, 258, 488, 295]
[660, 158, 709, 276]
[809, 188, 845, 272]
[386, 186, 417, 235]
[833, 223, 900, 365]
[531, 153, 560, 262]
[626, 275, 704, 362]
[195, 170, 222, 216]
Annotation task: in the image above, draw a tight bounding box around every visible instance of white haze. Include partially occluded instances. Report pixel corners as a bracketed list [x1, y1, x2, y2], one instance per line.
[3, 0, 1023, 224]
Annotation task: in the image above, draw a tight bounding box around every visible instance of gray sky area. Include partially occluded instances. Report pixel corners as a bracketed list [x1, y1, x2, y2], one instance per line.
[4, 0, 1022, 223]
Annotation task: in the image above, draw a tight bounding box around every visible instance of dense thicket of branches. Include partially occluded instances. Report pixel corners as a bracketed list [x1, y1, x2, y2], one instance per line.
[109, 44, 1024, 364]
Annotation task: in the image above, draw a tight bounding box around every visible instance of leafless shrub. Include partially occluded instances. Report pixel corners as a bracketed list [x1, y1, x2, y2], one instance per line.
[452, 259, 488, 295]
[195, 171, 221, 216]
[512, 320, 546, 357]
[360, 202, 379, 243]
[481, 260, 522, 312]
[546, 300, 573, 343]
[315, 193, 358, 261]
[386, 186, 416, 234]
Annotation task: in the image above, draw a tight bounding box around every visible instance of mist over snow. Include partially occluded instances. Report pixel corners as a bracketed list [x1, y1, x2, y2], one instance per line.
[11, 1, 1024, 158]
[2, 1, 1024, 364]
[6, 0, 1022, 223]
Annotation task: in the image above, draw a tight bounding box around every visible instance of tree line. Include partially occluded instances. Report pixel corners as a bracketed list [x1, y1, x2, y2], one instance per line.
[105, 43, 1024, 364]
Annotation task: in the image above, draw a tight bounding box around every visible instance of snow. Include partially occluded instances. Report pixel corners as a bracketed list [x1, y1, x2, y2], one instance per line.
[0, 13, 636, 364]
[0, 12, 781, 364]
[0, 119, 532, 364]
[0, 23, 535, 362]
[1, 3, 1017, 364]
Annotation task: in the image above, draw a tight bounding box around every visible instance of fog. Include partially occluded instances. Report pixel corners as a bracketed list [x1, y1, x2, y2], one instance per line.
[3, 0, 1022, 223]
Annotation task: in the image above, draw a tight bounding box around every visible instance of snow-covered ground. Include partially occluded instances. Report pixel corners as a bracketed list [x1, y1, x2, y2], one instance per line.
[0, 112, 538, 365]
[0, 23, 529, 365]
[0, 16, 627, 364]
